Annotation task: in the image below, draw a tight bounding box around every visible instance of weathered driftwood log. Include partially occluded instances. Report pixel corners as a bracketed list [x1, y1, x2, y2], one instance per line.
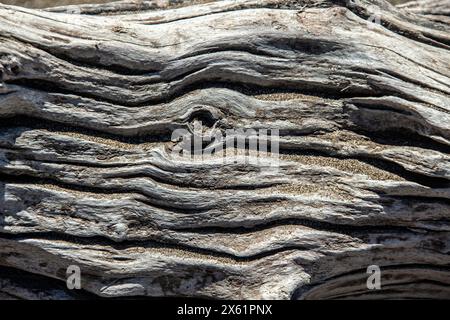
[0, 0, 449, 300]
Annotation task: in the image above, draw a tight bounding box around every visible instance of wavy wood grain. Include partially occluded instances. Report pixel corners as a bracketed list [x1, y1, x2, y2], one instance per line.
[0, 0, 449, 299]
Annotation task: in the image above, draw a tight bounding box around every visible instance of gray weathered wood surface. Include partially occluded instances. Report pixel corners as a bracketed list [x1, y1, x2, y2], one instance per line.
[0, 0, 449, 299]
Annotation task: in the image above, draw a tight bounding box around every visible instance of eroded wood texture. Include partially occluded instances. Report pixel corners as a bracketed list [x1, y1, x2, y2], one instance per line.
[0, 0, 449, 299]
[397, 0, 450, 23]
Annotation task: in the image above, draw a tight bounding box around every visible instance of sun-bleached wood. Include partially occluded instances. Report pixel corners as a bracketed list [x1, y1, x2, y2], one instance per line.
[0, 0, 449, 299]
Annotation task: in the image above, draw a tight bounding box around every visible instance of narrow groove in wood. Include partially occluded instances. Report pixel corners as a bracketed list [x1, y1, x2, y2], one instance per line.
[280, 149, 450, 188]
[293, 264, 450, 299]
[4, 75, 387, 108]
